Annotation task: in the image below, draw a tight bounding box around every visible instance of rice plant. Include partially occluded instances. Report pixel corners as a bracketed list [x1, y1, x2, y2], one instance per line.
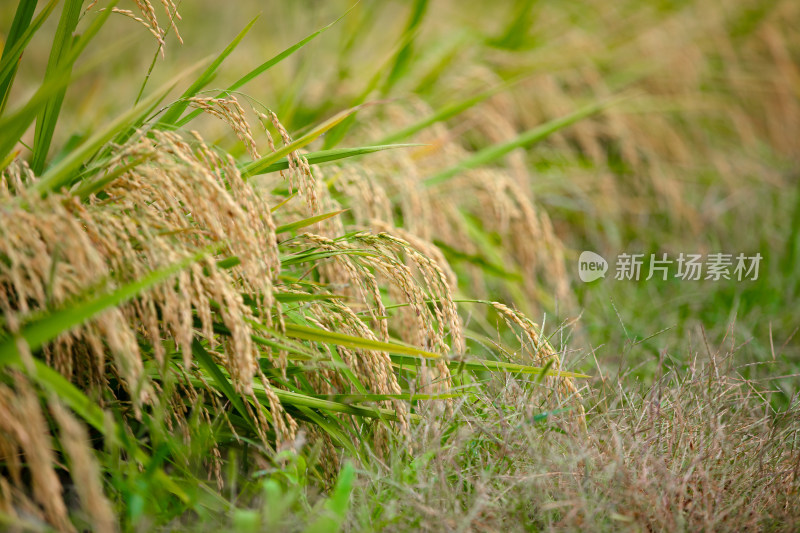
[0, 1, 591, 530]
[1, 0, 798, 530]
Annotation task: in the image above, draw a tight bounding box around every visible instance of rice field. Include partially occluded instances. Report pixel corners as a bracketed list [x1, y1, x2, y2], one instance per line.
[1, 0, 798, 531]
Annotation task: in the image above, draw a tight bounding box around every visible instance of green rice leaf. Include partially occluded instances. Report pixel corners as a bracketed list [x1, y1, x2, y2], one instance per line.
[381, 0, 429, 95]
[0, 0, 48, 115]
[303, 462, 355, 533]
[241, 107, 361, 178]
[192, 339, 261, 432]
[32, 59, 206, 195]
[283, 323, 442, 359]
[274, 293, 346, 304]
[30, 0, 85, 174]
[425, 100, 608, 187]
[276, 210, 348, 234]
[377, 81, 520, 144]
[388, 354, 590, 378]
[158, 16, 259, 128]
[174, 8, 353, 128]
[244, 144, 421, 176]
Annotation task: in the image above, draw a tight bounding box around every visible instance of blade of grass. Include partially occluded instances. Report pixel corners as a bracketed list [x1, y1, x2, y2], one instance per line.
[240, 107, 361, 178]
[0, 31, 141, 166]
[27, 359, 191, 503]
[283, 323, 441, 359]
[376, 79, 524, 145]
[31, 0, 84, 174]
[280, 249, 380, 268]
[294, 406, 359, 457]
[32, 58, 206, 195]
[276, 210, 348, 234]
[381, 0, 428, 95]
[425, 100, 609, 187]
[175, 6, 355, 128]
[274, 293, 347, 304]
[388, 354, 590, 378]
[157, 16, 259, 128]
[191, 339, 261, 432]
[245, 144, 421, 176]
[0, 0, 39, 115]
[303, 462, 355, 533]
[0, 0, 43, 114]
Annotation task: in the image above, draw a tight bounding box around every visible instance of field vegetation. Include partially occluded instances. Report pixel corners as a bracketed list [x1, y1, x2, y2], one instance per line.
[1, 0, 798, 531]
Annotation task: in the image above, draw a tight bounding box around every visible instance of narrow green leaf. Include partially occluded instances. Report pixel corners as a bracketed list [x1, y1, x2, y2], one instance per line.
[31, 0, 84, 174]
[316, 392, 461, 403]
[72, 155, 150, 200]
[274, 293, 346, 304]
[388, 353, 590, 378]
[381, 0, 429, 95]
[0, 70, 67, 164]
[0, 31, 140, 165]
[241, 107, 360, 178]
[244, 144, 421, 176]
[280, 249, 379, 268]
[158, 16, 259, 128]
[0, 0, 41, 114]
[489, 0, 538, 50]
[32, 59, 206, 195]
[175, 9, 352, 128]
[191, 339, 260, 432]
[208, 319, 318, 361]
[294, 406, 359, 457]
[255, 386, 404, 421]
[303, 462, 355, 533]
[377, 81, 520, 145]
[2, 360, 191, 504]
[283, 323, 442, 359]
[276, 210, 348, 234]
[425, 100, 609, 187]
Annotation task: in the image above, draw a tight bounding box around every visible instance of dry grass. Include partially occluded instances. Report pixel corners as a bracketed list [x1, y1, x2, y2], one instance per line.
[353, 339, 800, 532]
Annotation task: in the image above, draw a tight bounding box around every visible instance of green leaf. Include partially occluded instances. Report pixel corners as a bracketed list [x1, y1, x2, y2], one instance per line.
[31, 0, 85, 174]
[174, 8, 352, 128]
[388, 353, 590, 378]
[255, 386, 402, 421]
[303, 462, 355, 533]
[377, 81, 520, 145]
[0, 65, 76, 164]
[280, 249, 379, 268]
[381, 0, 429, 95]
[245, 144, 421, 176]
[283, 323, 442, 359]
[294, 406, 358, 457]
[276, 210, 348, 234]
[191, 339, 261, 432]
[158, 16, 259, 128]
[32, 59, 206, 195]
[0, 0, 44, 115]
[274, 293, 346, 304]
[240, 107, 361, 178]
[425, 100, 609, 187]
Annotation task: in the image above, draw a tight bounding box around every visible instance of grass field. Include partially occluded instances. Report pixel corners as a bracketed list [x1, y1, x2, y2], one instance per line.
[1, 0, 798, 531]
